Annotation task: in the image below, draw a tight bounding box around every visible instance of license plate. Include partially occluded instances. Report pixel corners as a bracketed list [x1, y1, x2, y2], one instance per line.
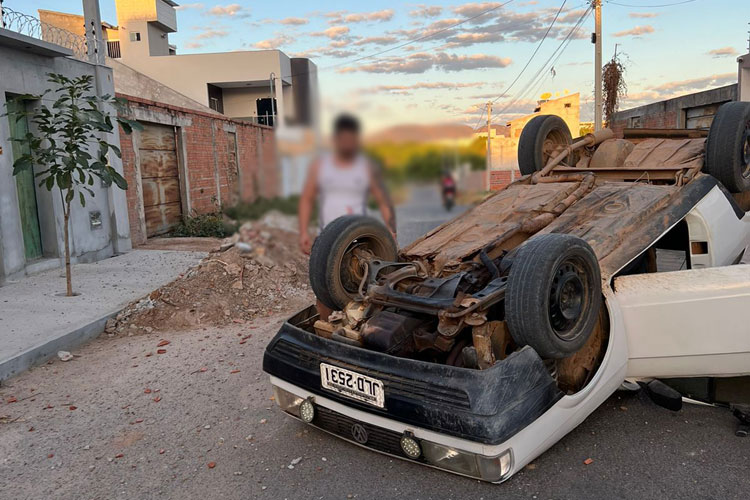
[320, 363, 385, 408]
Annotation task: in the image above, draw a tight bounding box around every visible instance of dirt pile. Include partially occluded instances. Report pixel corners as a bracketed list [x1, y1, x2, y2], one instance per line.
[108, 217, 311, 333]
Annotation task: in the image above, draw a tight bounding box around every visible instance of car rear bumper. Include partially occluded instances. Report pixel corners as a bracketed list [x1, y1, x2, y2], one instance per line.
[262, 307, 563, 446]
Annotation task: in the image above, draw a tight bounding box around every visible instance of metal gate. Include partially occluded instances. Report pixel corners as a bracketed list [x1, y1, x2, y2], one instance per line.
[139, 123, 182, 237]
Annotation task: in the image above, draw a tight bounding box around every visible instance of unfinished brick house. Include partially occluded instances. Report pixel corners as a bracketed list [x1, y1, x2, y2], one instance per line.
[113, 61, 278, 246]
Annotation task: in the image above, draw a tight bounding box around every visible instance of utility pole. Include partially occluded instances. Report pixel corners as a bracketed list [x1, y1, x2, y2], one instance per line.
[485, 102, 492, 191]
[593, 0, 603, 131]
[269, 72, 277, 128]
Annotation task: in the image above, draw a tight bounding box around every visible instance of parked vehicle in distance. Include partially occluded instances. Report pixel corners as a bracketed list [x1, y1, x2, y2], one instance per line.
[264, 102, 750, 483]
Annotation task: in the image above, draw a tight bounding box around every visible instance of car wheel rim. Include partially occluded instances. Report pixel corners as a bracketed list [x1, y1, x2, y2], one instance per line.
[549, 260, 588, 340]
[542, 129, 569, 166]
[339, 236, 386, 295]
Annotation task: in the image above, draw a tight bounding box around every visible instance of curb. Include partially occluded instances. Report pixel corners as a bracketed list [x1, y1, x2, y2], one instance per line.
[0, 308, 121, 382]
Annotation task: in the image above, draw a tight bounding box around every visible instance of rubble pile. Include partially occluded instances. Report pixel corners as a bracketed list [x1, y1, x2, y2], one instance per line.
[107, 216, 311, 334]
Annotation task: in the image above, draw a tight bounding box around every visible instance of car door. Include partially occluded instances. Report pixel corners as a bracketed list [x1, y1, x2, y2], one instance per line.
[614, 264, 750, 379]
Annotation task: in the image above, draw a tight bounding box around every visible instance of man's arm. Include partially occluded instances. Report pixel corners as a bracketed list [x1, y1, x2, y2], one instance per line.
[298, 159, 320, 254]
[368, 160, 396, 236]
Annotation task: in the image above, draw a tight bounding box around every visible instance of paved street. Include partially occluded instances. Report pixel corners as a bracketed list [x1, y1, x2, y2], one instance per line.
[396, 185, 467, 247]
[1, 311, 748, 500]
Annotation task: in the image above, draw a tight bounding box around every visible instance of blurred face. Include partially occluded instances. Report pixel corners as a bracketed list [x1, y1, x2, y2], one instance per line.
[334, 129, 360, 160]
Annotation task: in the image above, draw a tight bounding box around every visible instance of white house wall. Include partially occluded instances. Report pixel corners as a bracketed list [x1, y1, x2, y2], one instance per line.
[0, 44, 129, 281]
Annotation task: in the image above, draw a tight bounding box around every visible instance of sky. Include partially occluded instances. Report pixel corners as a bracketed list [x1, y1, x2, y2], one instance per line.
[14, 0, 750, 132]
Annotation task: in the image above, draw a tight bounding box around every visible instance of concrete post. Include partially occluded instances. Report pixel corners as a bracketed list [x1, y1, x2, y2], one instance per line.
[274, 75, 286, 130]
[0, 1, 5, 30]
[485, 102, 492, 191]
[82, 0, 132, 253]
[593, 0, 603, 130]
[82, 0, 105, 65]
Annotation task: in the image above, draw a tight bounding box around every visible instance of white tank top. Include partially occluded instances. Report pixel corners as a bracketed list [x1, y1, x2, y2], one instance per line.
[317, 153, 370, 229]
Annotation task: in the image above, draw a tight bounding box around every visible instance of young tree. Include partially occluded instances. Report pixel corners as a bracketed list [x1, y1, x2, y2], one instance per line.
[4, 73, 140, 296]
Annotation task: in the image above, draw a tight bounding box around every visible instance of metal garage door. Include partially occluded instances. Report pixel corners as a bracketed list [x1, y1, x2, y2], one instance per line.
[139, 123, 182, 237]
[684, 102, 731, 129]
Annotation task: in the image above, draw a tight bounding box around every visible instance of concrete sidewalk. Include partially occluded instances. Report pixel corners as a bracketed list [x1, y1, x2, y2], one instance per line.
[0, 249, 206, 381]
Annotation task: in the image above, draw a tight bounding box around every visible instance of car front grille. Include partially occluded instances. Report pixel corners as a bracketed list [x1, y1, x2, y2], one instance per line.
[272, 339, 471, 410]
[313, 406, 423, 461]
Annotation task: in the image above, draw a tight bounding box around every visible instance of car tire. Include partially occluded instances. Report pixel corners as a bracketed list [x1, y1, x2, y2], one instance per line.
[309, 215, 398, 311]
[505, 233, 602, 359]
[705, 101, 750, 193]
[518, 115, 573, 176]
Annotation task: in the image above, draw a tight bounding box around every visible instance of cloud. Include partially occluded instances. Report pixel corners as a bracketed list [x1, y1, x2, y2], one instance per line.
[207, 4, 250, 18]
[325, 9, 395, 25]
[707, 47, 738, 58]
[391, 6, 591, 50]
[344, 9, 394, 23]
[559, 9, 588, 23]
[453, 2, 503, 18]
[409, 5, 443, 18]
[360, 81, 486, 93]
[194, 29, 229, 40]
[311, 26, 351, 39]
[338, 52, 512, 74]
[184, 42, 204, 49]
[353, 36, 398, 46]
[628, 12, 658, 18]
[612, 25, 655, 37]
[254, 35, 292, 49]
[279, 17, 308, 26]
[176, 3, 204, 10]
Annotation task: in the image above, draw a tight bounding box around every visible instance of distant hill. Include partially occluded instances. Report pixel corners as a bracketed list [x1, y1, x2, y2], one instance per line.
[366, 123, 477, 145]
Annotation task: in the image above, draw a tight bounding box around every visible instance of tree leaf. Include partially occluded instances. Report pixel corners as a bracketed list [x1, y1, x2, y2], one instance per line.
[12, 156, 33, 175]
[79, 191, 86, 207]
[109, 168, 128, 190]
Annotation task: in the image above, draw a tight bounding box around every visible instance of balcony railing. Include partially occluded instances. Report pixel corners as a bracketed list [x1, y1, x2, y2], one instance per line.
[0, 6, 89, 60]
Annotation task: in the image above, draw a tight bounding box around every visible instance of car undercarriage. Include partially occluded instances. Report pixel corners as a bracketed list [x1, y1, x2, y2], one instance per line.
[301, 122, 732, 394]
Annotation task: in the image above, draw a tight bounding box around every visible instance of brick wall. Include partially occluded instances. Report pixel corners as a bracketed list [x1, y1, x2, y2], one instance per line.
[490, 169, 522, 191]
[117, 94, 278, 245]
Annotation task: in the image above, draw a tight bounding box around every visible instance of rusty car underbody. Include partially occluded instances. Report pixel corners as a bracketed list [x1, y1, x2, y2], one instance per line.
[300, 128, 723, 394]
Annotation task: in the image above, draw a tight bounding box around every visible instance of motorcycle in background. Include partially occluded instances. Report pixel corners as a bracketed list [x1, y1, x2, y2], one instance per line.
[441, 172, 456, 211]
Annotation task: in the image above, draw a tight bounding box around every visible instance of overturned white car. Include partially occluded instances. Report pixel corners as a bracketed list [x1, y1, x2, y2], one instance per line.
[264, 102, 750, 482]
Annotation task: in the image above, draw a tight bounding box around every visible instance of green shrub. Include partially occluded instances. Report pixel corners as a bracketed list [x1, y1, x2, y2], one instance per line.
[171, 212, 235, 238]
[224, 196, 310, 222]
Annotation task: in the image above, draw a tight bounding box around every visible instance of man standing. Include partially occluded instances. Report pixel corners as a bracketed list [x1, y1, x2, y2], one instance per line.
[298, 114, 395, 319]
[298, 114, 395, 253]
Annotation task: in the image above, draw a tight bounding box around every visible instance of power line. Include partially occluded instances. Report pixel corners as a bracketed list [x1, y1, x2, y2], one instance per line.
[467, 0, 570, 130]
[492, 9, 591, 123]
[491, 0, 568, 104]
[490, 6, 593, 124]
